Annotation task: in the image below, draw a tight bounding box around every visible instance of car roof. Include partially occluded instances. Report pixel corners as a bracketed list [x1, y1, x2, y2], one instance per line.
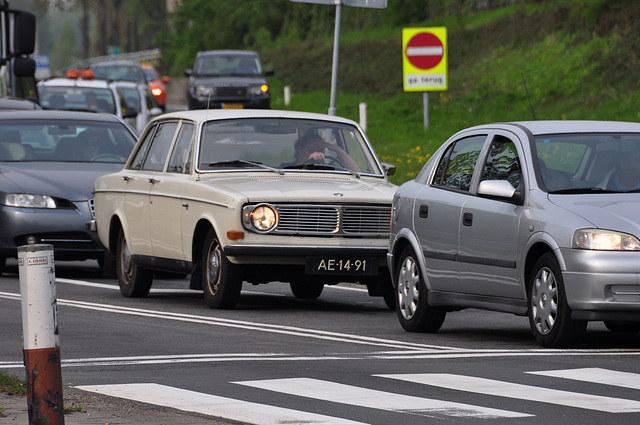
[458, 120, 640, 137]
[0, 109, 126, 123]
[196, 50, 258, 57]
[38, 77, 114, 89]
[152, 109, 360, 126]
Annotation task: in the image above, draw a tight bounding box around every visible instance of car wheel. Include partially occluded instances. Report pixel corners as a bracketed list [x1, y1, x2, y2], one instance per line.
[202, 229, 242, 309]
[116, 228, 152, 297]
[396, 246, 446, 333]
[604, 321, 640, 333]
[290, 281, 324, 299]
[528, 253, 586, 347]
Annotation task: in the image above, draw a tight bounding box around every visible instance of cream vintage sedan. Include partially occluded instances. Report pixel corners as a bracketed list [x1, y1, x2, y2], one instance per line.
[94, 109, 397, 309]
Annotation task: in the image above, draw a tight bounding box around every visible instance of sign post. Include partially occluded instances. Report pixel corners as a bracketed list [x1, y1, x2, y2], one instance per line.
[402, 27, 448, 128]
[291, 0, 387, 115]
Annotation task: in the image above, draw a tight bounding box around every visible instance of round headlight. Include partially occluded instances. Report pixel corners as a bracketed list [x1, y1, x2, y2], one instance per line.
[250, 205, 277, 232]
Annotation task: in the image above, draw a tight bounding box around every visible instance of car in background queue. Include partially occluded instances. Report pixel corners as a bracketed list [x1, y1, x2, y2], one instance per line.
[0, 110, 137, 276]
[184, 50, 272, 110]
[94, 109, 397, 309]
[112, 80, 163, 135]
[141, 64, 169, 111]
[388, 120, 640, 348]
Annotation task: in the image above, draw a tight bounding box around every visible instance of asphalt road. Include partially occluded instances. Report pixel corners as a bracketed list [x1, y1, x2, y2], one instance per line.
[1, 258, 639, 424]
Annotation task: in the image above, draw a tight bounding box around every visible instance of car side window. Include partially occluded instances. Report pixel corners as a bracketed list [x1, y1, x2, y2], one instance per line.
[128, 123, 157, 170]
[480, 135, 521, 189]
[433, 135, 485, 191]
[142, 122, 179, 172]
[167, 122, 194, 174]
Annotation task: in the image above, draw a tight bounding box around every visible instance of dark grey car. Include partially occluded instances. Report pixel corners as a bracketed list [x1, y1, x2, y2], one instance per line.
[388, 120, 640, 348]
[0, 110, 137, 275]
[184, 50, 273, 110]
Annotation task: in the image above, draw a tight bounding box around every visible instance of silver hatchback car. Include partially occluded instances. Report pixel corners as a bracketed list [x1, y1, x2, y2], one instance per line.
[388, 120, 640, 347]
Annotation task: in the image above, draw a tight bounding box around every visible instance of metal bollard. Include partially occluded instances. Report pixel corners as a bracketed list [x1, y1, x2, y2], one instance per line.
[18, 244, 65, 425]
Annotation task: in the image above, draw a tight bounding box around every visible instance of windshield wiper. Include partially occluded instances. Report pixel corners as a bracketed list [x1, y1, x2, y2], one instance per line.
[207, 160, 283, 175]
[549, 187, 615, 194]
[282, 163, 361, 178]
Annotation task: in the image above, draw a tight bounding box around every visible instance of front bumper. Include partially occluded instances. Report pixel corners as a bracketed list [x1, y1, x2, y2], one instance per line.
[224, 244, 388, 284]
[561, 248, 640, 321]
[0, 202, 104, 260]
[187, 94, 270, 110]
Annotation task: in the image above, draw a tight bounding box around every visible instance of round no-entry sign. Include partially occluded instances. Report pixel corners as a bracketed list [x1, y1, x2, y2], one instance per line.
[406, 32, 444, 70]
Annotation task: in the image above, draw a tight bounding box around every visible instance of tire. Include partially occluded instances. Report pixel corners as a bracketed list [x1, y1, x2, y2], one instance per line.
[116, 229, 152, 297]
[395, 246, 446, 333]
[290, 281, 324, 299]
[528, 253, 586, 348]
[604, 321, 640, 333]
[202, 229, 242, 309]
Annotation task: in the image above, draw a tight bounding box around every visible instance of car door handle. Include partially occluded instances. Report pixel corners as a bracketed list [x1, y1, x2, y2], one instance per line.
[463, 212, 473, 227]
[419, 205, 428, 218]
[148, 178, 160, 184]
[122, 176, 133, 182]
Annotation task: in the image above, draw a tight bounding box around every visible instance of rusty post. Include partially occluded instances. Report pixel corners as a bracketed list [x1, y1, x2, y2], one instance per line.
[18, 244, 65, 425]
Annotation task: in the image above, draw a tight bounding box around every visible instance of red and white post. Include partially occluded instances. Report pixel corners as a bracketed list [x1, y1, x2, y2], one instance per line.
[18, 244, 65, 425]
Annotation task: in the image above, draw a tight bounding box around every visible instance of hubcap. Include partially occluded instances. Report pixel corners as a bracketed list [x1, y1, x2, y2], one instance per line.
[206, 243, 221, 293]
[121, 237, 132, 277]
[531, 267, 558, 335]
[398, 256, 420, 320]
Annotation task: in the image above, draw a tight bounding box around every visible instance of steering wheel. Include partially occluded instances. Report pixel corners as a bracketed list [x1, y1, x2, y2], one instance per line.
[324, 154, 343, 167]
[90, 153, 122, 162]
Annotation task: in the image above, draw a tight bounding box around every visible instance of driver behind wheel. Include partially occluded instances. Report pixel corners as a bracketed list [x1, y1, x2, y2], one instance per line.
[282, 133, 360, 171]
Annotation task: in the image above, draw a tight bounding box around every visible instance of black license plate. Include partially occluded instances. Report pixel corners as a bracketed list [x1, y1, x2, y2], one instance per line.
[306, 257, 377, 276]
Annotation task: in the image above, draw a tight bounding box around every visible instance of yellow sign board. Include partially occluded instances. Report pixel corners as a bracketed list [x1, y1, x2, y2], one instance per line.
[402, 27, 448, 92]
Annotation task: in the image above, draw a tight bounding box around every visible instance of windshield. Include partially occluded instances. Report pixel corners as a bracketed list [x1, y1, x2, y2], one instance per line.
[143, 67, 159, 82]
[0, 120, 136, 163]
[195, 55, 262, 76]
[198, 118, 382, 175]
[92, 64, 144, 83]
[535, 133, 640, 193]
[39, 86, 116, 114]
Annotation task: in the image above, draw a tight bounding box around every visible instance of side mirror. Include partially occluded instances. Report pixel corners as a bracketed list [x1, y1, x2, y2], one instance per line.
[381, 162, 396, 177]
[477, 180, 524, 205]
[13, 57, 35, 77]
[264, 68, 274, 77]
[149, 107, 163, 117]
[184, 69, 193, 77]
[161, 75, 171, 83]
[13, 10, 36, 56]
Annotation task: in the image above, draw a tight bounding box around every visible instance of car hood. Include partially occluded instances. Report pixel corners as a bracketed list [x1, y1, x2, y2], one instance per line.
[200, 173, 397, 203]
[189, 75, 267, 86]
[549, 194, 640, 232]
[0, 162, 124, 201]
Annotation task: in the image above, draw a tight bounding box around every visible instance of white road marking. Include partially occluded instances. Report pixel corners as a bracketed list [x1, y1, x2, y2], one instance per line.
[378, 373, 640, 413]
[527, 368, 640, 390]
[75, 383, 367, 425]
[235, 377, 531, 419]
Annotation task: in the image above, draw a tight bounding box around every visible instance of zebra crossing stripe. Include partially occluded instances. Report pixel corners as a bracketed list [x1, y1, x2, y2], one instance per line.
[527, 368, 640, 390]
[234, 377, 531, 419]
[74, 383, 367, 425]
[377, 373, 640, 413]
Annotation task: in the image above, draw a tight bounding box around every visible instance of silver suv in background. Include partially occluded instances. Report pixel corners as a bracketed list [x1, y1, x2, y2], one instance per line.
[184, 50, 273, 110]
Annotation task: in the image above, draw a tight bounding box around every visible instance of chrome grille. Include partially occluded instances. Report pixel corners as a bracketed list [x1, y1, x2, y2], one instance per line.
[267, 204, 391, 237]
